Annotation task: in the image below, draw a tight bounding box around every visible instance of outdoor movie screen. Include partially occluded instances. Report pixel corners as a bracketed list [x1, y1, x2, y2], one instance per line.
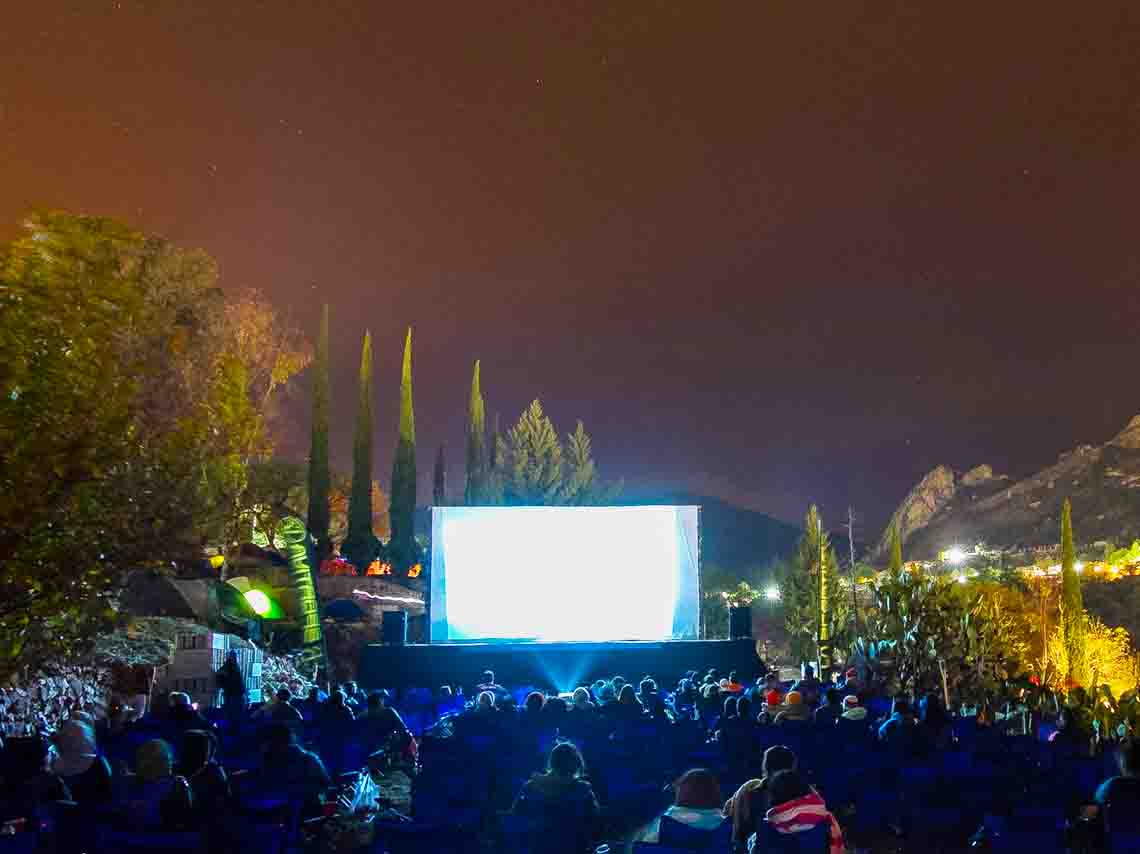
[429, 506, 700, 643]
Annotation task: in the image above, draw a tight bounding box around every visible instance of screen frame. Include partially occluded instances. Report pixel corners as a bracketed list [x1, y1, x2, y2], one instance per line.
[429, 505, 702, 644]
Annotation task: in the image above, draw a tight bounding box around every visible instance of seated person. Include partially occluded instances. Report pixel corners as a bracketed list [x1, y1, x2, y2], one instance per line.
[763, 673, 784, 707]
[814, 688, 843, 728]
[773, 691, 811, 724]
[878, 695, 918, 751]
[112, 739, 193, 831]
[614, 684, 648, 723]
[794, 665, 821, 707]
[248, 723, 330, 816]
[475, 670, 509, 703]
[167, 692, 210, 730]
[0, 735, 70, 821]
[51, 718, 112, 810]
[1094, 736, 1140, 815]
[320, 690, 356, 724]
[837, 695, 868, 734]
[255, 687, 303, 722]
[759, 769, 846, 854]
[178, 729, 229, 821]
[520, 691, 546, 728]
[512, 742, 600, 824]
[724, 744, 797, 849]
[638, 768, 726, 844]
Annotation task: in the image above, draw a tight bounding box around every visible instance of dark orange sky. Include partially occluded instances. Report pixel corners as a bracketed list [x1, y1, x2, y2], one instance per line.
[3, 2, 1138, 534]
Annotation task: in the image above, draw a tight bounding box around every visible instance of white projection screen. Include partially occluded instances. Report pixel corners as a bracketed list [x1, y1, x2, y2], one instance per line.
[430, 506, 700, 643]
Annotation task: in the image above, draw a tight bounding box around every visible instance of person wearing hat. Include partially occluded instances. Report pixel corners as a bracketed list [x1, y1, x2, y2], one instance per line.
[773, 691, 811, 724]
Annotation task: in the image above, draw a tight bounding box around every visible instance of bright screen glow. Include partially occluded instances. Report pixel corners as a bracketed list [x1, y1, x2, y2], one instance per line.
[430, 506, 700, 642]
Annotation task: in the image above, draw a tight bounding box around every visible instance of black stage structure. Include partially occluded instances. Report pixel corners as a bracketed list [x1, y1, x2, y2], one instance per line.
[358, 638, 761, 693]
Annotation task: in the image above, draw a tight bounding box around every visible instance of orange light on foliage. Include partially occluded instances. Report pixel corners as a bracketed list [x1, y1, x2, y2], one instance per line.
[407, 563, 422, 578]
[366, 561, 392, 576]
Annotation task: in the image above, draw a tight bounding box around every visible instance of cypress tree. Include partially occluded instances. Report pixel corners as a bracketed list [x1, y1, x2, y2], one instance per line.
[343, 331, 375, 569]
[464, 360, 486, 504]
[390, 327, 417, 571]
[433, 444, 447, 506]
[888, 522, 903, 574]
[1060, 498, 1087, 686]
[306, 304, 331, 562]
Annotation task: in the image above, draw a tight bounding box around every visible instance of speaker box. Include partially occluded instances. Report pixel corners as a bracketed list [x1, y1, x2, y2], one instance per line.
[381, 610, 407, 646]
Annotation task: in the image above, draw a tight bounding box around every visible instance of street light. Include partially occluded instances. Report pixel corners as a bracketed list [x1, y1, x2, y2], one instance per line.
[946, 546, 967, 565]
[764, 586, 781, 602]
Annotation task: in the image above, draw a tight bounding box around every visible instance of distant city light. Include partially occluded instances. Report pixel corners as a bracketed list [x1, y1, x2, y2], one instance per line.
[956, 574, 967, 584]
[764, 586, 781, 601]
[244, 589, 271, 616]
[946, 546, 968, 565]
[1075, 562, 1085, 574]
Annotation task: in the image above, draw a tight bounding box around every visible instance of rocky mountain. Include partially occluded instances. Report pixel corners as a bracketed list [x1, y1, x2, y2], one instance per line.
[876, 415, 1140, 560]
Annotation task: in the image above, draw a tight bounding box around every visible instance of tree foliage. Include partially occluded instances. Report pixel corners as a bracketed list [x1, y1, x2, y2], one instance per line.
[0, 212, 309, 680]
[491, 399, 619, 505]
[389, 328, 418, 572]
[306, 304, 331, 561]
[888, 522, 903, 574]
[1060, 498, 1088, 686]
[782, 506, 847, 664]
[464, 360, 487, 504]
[343, 332, 377, 569]
[433, 445, 447, 507]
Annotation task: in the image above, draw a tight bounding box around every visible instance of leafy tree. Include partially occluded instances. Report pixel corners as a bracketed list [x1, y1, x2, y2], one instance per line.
[306, 304, 332, 561]
[464, 360, 487, 504]
[389, 328, 418, 572]
[1060, 498, 1088, 686]
[888, 522, 903, 573]
[343, 332, 377, 569]
[433, 445, 447, 506]
[0, 212, 309, 680]
[864, 564, 967, 698]
[783, 505, 846, 665]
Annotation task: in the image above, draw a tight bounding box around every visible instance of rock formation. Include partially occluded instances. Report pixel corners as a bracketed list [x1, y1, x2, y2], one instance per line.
[876, 415, 1140, 560]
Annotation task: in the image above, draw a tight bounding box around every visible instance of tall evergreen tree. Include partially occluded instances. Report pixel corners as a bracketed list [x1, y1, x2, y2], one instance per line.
[342, 332, 375, 569]
[433, 444, 447, 506]
[783, 505, 845, 665]
[505, 399, 563, 504]
[464, 360, 486, 504]
[306, 304, 332, 561]
[888, 522, 903, 574]
[390, 328, 417, 571]
[1060, 497, 1087, 686]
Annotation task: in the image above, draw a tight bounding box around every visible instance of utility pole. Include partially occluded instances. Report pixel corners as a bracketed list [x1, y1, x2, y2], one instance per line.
[848, 506, 861, 634]
[817, 512, 829, 676]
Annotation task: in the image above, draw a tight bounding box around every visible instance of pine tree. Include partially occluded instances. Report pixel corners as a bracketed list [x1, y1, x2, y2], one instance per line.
[1060, 497, 1087, 687]
[306, 304, 332, 562]
[464, 360, 486, 504]
[389, 328, 417, 572]
[343, 332, 375, 569]
[888, 522, 903, 574]
[783, 505, 844, 665]
[433, 444, 447, 507]
[561, 421, 597, 504]
[505, 399, 563, 504]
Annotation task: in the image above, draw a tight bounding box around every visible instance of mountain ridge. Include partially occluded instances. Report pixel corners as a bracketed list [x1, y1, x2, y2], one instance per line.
[877, 415, 1140, 560]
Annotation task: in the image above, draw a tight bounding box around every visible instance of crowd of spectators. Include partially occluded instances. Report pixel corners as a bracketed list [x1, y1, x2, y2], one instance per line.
[1, 658, 1139, 852]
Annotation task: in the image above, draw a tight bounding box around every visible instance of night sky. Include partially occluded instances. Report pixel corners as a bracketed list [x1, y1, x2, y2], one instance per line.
[3, 2, 1139, 536]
